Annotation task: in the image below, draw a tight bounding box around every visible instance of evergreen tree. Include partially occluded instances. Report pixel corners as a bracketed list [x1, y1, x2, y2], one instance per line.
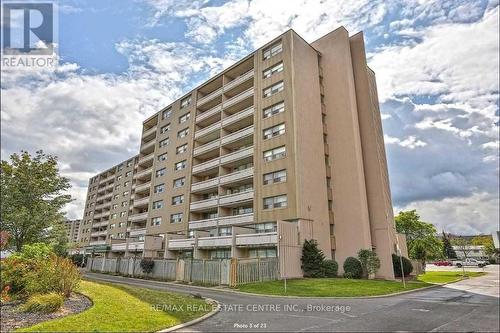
[301, 239, 325, 277]
[442, 231, 457, 259]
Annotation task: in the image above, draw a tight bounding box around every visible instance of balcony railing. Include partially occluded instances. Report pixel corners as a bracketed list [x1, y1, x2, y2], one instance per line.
[224, 70, 254, 92]
[133, 196, 150, 207]
[94, 201, 111, 210]
[192, 157, 220, 174]
[198, 235, 232, 248]
[135, 181, 151, 193]
[134, 167, 152, 179]
[111, 242, 127, 251]
[168, 238, 195, 249]
[92, 221, 108, 228]
[223, 87, 254, 109]
[193, 139, 220, 157]
[219, 190, 254, 206]
[140, 139, 156, 152]
[221, 125, 253, 146]
[235, 232, 278, 247]
[196, 104, 222, 124]
[129, 228, 146, 237]
[194, 121, 221, 139]
[191, 177, 219, 192]
[128, 241, 145, 251]
[219, 167, 253, 185]
[128, 212, 148, 222]
[197, 87, 223, 107]
[220, 146, 253, 165]
[89, 240, 107, 246]
[99, 174, 115, 184]
[222, 107, 254, 127]
[91, 230, 108, 237]
[138, 152, 154, 165]
[218, 213, 254, 226]
[188, 217, 218, 229]
[190, 197, 219, 211]
[142, 125, 157, 138]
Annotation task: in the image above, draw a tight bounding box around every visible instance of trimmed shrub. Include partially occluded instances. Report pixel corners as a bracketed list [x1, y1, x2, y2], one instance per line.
[343, 257, 363, 279]
[392, 254, 413, 277]
[357, 249, 381, 278]
[140, 258, 155, 274]
[22, 293, 64, 313]
[301, 240, 326, 278]
[320, 260, 338, 277]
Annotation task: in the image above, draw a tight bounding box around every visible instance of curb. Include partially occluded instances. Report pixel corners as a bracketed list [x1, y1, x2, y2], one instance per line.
[157, 298, 220, 333]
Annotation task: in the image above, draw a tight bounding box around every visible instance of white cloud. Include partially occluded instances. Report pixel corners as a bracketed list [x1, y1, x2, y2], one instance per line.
[385, 135, 427, 149]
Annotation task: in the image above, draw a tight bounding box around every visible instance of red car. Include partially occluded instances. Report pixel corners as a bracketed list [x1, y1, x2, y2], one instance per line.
[434, 260, 452, 266]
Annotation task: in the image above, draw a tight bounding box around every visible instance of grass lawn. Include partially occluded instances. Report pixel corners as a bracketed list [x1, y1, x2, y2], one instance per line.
[237, 278, 431, 297]
[417, 271, 485, 284]
[18, 280, 212, 332]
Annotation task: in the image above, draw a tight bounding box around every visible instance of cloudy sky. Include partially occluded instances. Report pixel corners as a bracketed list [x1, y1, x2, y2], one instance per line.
[1, 0, 498, 235]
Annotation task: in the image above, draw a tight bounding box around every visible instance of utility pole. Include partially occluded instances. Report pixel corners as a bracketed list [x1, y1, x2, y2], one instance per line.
[397, 243, 406, 288]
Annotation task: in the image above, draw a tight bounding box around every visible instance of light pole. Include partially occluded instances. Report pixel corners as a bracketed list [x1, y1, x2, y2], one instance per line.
[279, 234, 286, 293]
[397, 243, 406, 288]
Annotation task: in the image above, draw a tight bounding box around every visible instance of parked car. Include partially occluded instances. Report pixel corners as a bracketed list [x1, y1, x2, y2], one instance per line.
[434, 260, 452, 266]
[454, 258, 488, 268]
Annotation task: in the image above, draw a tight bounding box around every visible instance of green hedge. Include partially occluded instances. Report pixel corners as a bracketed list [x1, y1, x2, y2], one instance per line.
[392, 254, 413, 277]
[343, 257, 363, 279]
[320, 260, 338, 277]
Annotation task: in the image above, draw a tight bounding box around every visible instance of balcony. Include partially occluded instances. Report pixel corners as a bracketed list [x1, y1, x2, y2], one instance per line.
[196, 104, 222, 124]
[191, 177, 219, 192]
[92, 221, 108, 228]
[219, 190, 254, 206]
[129, 212, 148, 222]
[221, 125, 253, 146]
[142, 125, 157, 138]
[220, 146, 253, 165]
[168, 238, 195, 250]
[138, 153, 154, 165]
[89, 240, 107, 246]
[91, 230, 108, 237]
[99, 174, 115, 184]
[195, 121, 221, 139]
[190, 197, 218, 211]
[223, 87, 254, 109]
[224, 70, 254, 92]
[193, 140, 220, 157]
[218, 213, 254, 226]
[135, 181, 151, 193]
[236, 232, 278, 247]
[129, 228, 146, 237]
[197, 87, 223, 107]
[134, 167, 152, 179]
[140, 139, 155, 152]
[128, 241, 145, 251]
[222, 107, 254, 128]
[198, 235, 232, 248]
[93, 211, 107, 219]
[188, 217, 218, 230]
[192, 157, 220, 174]
[94, 201, 111, 210]
[219, 167, 253, 185]
[133, 196, 150, 208]
[111, 242, 127, 251]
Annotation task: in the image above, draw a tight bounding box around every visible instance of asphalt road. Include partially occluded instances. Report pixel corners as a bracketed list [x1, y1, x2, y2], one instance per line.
[84, 265, 499, 332]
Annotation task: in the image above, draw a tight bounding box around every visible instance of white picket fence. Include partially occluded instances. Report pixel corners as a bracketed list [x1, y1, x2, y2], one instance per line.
[87, 256, 279, 286]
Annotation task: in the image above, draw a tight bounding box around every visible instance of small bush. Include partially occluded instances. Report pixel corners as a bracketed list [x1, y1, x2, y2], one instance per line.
[301, 240, 326, 278]
[320, 260, 338, 277]
[140, 258, 155, 274]
[70, 254, 86, 267]
[392, 254, 413, 277]
[357, 249, 381, 278]
[54, 256, 81, 297]
[343, 257, 363, 279]
[22, 293, 64, 313]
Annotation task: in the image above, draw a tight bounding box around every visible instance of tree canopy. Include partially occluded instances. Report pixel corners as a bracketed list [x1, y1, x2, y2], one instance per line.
[0, 150, 72, 251]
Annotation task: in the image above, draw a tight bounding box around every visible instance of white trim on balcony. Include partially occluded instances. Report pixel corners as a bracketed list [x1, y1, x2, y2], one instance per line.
[89, 240, 107, 246]
[142, 125, 157, 138]
[192, 157, 220, 174]
[195, 121, 221, 139]
[190, 197, 219, 211]
[91, 230, 108, 237]
[196, 104, 222, 124]
[219, 190, 254, 206]
[134, 167, 152, 179]
[128, 241, 144, 251]
[138, 152, 154, 165]
[191, 177, 219, 192]
[223, 87, 254, 109]
[197, 87, 223, 106]
[99, 174, 115, 184]
[188, 217, 218, 229]
[222, 107, 254, 127]
[220, 146, 253, 165]
[92, 221, 109, 228]
[133, 196, 150, 207]
[140, 139, 156, 152]
[217, 213, 254, 226]
[224, 70, 254, 92]
[111, 242, 127, 251]
[236, 232, 278, 247]
[129, 211, 148, 222]
[221, 125, 254, 146]
[219, 167, 253, 185]
[135, 181, 151, 193]
[94, 201, 111, 210]
[198, 235, 232, 248]
[193, 139, 220, 157]
[129, 228, 146, 237]
[168, 238, 195, 249]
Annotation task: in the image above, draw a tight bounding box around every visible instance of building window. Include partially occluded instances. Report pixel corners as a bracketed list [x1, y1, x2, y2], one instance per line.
[263, 195, 287, 209]
[263, 101, 284, 118]
[172, 195, 184, 205]
[176, 144, 188, 154]
[173, 177, 185, 188]
[113, 194, 119, 200]
[180, 95, 192, 109]
[117, 175, 122, 181]
[263, 146, 286, 161]
[159, 138, 169, 147]
[232, 206, 253, 215]
[218, 227, 232, 236]
[124, 181, 130, 187]
[158, 153, 167, 162]
[170, 213, 183, 223]
[161, 124, 170, 133]
[115, 184, 121, 190]
[118, 222, 125, 228]
[112, 204, 118, 209]
[263, 123, 285, 139]
[263, 81, 284, 98]
[122, 191, 129, 196]
[127, 160, 133, 167]
[150, 217, 162, 226]
[162, 108, 172, 119]
[263, 41, 282, 60]
[209, 249, 231, 259]
[120, 211, 126, 217]
[154, 183, 165, 193]
[249, 247, 277, 258]
[111, 213, 117, 219]
[179, 113, 190, 124]
[121, 201, 128, 207]
[117, 164, 123, 171]
[156, 168, 166, 177]
[126, 171, 132, 177]
[263, 61, 283, 79]
[174, 160, 187, 171]
[263, 169, 287, 185]
[255, 222, 277, 233]
[177, 128, 189, 138]
[152, 200, 164, 209]
[110, 223, 116, 229]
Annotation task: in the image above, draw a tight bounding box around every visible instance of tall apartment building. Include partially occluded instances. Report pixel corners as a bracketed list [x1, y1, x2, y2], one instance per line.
[77, 27, 407, 279]
[64, 219, 81, 244]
